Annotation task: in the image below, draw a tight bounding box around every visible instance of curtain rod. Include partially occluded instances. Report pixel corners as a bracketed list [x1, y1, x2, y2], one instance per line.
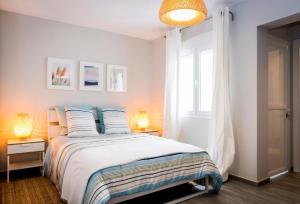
[163, 11, 234, 39]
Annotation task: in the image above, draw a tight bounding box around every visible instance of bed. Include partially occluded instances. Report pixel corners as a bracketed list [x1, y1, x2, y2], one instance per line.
[45, 108, 222, 204]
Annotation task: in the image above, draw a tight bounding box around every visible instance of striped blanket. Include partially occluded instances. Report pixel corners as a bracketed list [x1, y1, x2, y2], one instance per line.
[45, 134, 222, 204]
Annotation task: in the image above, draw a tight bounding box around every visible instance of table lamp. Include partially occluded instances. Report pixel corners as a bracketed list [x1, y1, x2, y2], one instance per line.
[136, 111, 149, 131]
[14, 113, 32, 139]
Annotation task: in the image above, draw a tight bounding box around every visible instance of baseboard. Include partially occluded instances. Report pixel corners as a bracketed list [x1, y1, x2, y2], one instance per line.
[291, 166, 300, 173]
[257, 177, 271, 186]
[229, 174, 270, 186]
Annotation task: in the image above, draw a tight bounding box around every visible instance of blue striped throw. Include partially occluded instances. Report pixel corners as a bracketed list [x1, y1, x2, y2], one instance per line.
[65, 106, 99, 137]
[102, 108, 130, 134]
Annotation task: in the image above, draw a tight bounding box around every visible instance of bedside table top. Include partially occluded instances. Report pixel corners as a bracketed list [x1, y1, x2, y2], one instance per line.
[133, 129, 159, 133]
[8, 137, 44, 145]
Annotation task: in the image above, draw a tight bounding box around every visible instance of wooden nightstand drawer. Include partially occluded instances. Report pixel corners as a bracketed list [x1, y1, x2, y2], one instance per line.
[8, 142, 44, 154]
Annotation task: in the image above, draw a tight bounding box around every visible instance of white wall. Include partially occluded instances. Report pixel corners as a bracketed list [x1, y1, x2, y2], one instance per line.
[0, 10, 154, 170]
[230, 0, 300, 182]
[182, 19, 213, 41]
[179, 117, 209, 149]
[150, 37, 165, 134]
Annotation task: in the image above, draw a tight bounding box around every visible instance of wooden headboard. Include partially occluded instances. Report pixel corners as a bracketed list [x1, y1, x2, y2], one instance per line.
[47, 107, 99, 141]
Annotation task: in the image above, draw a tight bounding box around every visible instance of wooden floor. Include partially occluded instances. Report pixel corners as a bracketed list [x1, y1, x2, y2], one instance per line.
[1, 169, 300, 204]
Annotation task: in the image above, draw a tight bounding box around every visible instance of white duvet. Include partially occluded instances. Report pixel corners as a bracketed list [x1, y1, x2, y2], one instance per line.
[45, 133, 203, 204]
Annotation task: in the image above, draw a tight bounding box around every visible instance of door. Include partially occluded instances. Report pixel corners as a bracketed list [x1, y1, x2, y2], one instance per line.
[293, 39, 300, 172]
[267, 36, 290, 177]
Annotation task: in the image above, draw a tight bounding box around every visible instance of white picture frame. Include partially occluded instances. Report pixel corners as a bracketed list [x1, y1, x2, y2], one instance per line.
[79, 61, 104, 91]
[47, 57, 75, 90]
[107, 64, 127, 92]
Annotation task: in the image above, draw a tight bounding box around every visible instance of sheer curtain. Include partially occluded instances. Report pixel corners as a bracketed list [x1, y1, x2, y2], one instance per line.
[163, 28, 182, 140]
[208, 7, 235, 181]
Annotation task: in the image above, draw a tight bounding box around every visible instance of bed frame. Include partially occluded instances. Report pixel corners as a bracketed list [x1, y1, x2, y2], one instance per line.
[47, 107, 212, 204]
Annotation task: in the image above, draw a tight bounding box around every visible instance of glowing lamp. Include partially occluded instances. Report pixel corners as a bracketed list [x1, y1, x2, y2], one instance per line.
[14, 113, 32, 139]
[136, 111, 149, 131]
[159, 0, 207, 27]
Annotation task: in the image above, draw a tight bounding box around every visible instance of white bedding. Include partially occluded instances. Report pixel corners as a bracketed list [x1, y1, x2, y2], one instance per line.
[45, 133, 203, 204]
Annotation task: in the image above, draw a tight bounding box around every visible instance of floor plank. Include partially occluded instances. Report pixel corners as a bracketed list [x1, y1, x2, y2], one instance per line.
[1, 169, 300, 204]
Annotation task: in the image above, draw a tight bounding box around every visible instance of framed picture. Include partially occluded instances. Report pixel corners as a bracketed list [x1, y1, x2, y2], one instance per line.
[107, 64, 127, 92]
[47, 57, 75, 90]
[80, 61, 104, 91]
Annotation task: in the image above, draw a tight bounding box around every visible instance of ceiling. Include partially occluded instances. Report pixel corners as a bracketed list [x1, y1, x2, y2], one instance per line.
[0, 0, 246, 40]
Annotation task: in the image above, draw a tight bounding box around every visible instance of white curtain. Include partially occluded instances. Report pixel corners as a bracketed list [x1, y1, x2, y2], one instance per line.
[208, 7, 235, 181]
[163, 28, 182, 140]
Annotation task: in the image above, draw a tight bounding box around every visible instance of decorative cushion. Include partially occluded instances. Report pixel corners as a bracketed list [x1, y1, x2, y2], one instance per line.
[96, 107, 105, 134]
[102, 108, 130, 134]
[54, 106, 68, 136]
[65, 106, 99, 137]
[55, 106, 67, 127]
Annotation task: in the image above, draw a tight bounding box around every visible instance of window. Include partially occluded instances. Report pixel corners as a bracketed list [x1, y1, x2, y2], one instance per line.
[179, 48, 213, 116]
[179, 53, 194, 113]
[199, 49, 213, 112]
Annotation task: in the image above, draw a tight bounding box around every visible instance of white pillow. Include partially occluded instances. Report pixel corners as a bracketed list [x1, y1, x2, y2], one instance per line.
[65, 106, 99, 137]
[102, 108, 130, 134]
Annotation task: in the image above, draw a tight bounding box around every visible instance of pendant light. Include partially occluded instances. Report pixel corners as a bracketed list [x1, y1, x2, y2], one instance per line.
[159, 0, 208, 27]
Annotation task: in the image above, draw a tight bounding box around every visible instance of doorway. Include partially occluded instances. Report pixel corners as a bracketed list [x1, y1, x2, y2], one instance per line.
[267, 35, 290, 176]
[293, 39, 300, 172]
[258, 17, 300, 180]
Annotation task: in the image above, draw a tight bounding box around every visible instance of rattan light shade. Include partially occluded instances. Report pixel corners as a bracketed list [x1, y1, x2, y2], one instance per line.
[159, 0, 207, 27]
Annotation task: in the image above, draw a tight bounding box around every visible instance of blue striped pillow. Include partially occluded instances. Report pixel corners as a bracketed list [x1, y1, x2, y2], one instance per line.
[102, 108, 130, 134]
[65, 106, 99, 137]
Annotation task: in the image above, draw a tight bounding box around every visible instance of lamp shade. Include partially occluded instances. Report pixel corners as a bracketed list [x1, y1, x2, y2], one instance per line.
[14, 113, 32, 138]
[159, 0, 207, 27]
[136, 111, 149, 130]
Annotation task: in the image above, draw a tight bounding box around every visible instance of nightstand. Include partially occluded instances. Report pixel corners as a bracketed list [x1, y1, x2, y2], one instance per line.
[7, 137, 45, 183]
[133, 129, 160, 136]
